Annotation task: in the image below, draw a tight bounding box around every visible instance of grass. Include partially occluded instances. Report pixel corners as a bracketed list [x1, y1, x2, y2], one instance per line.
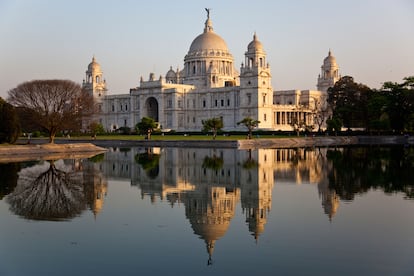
[65, 134, 258, 141]
[17, 133, 293, 142]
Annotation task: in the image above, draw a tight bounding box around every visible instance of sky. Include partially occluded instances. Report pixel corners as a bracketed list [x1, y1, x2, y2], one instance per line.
[0, 0, 413, 99]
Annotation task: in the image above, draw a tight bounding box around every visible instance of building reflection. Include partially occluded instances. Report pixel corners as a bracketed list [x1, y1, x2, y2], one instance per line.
[4, 146, 339, 262]
[240, 149, 274, 240]
[90, 146, 339, 262]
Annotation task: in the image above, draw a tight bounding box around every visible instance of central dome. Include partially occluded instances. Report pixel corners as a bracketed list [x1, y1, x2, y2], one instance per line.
[187, 17, 229, 54]
[189, 32, 228, 53]
[183, 10, 237, 88]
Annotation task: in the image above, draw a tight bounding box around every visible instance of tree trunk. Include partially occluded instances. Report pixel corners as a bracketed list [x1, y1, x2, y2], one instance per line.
[49, 133, 56, 144]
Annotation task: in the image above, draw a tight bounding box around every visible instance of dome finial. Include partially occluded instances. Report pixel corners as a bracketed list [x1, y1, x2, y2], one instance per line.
[204, 8, 213, 32]
[205, 8, 210, 19]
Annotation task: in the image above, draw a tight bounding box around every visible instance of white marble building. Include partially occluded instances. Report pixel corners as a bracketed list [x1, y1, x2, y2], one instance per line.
[82, 11, 339, 133]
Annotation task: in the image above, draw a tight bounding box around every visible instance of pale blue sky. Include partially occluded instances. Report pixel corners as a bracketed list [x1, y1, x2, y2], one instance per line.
[0, 0, 413, 99]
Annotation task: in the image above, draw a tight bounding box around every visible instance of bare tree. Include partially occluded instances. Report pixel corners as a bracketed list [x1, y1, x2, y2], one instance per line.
[289, 105, 314, 136]
[311, 95, 330, 133]
[8, 80, 94, 143]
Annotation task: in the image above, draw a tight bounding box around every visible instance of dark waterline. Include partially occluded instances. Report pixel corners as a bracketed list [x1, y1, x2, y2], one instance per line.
[0, 146, 413, 275]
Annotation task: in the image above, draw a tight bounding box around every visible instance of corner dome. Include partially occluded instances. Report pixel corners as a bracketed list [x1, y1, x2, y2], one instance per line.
[247, 33, 263, 52]
[166, 66, 176, 78]
[323, 50, 337, 67]
[88, 56, 101, 72]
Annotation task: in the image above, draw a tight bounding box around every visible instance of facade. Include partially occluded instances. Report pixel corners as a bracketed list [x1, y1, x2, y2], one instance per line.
[82, 11, 339, 133]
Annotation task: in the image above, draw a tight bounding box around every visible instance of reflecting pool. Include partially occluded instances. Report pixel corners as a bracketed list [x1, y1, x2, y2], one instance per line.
[1, 146, 414, 275]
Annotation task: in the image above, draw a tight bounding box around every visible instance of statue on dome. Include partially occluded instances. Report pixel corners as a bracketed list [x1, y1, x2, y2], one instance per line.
[205, 8, 210, 19]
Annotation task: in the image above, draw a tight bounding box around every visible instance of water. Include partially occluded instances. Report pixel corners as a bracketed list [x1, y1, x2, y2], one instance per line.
[0, 146, 413, 276]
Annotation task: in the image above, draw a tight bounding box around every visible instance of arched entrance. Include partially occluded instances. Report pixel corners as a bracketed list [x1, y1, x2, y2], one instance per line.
[145, 97, 159, 122]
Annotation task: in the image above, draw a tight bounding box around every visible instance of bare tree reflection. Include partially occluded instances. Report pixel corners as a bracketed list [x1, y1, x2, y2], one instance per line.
[7, 160, 85, 221]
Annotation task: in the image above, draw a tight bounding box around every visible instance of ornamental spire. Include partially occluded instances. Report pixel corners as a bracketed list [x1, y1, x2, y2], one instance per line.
[204, 8, 213, 32]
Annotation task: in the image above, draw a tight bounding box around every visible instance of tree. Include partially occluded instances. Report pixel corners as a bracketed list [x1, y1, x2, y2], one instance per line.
[382, 76, 414, 132]
[8, 80, 93, 143]
[366, 90, 390, 133]
[327, 76, 371, 130]
[237, 117, 260, 139]
[311, 95, 330, 133]
[288, 106, 313, 136]
[326, 116, 342, 135]
[0, 97, 20, 144]
[202, 117, 223, 139]
[136, 117, 158, 140]
[290, 111, 307, 136]
[89, 121, 105, 137]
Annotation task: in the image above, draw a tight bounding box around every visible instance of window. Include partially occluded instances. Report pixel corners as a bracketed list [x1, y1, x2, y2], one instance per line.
[215, 100, 218, 107]
[264, 113, 267, 121]
[227, 99, 230, 106]
[112, 105, 115, 112]
[125, 105, 128, 111]
[203, 100, 206, 108]
[221, 99, 224, 106]
[247, 94, 251, 105]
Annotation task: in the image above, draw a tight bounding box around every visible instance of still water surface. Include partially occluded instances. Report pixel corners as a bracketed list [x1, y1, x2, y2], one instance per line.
[0, 146, 413, 275]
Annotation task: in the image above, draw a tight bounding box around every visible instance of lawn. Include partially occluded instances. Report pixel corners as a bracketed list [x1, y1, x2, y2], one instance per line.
[65, 134, 263, 141]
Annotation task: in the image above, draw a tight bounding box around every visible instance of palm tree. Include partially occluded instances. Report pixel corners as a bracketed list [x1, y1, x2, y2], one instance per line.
[202, 117, 223, 139]
[237, 117, 260, 139]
